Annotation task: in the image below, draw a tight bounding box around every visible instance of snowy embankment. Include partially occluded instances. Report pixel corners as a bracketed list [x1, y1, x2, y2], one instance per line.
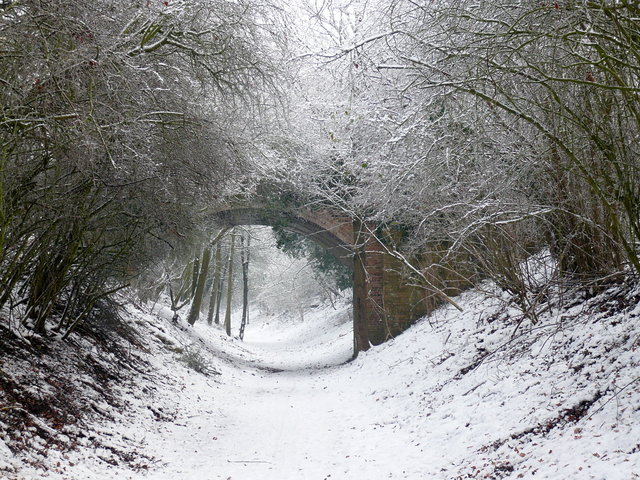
[1, 283, 639, 479]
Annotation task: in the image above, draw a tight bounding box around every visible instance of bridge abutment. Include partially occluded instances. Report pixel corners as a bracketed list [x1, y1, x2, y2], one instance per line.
[352, 221, 385, 351]
[352, 222, 431, 352]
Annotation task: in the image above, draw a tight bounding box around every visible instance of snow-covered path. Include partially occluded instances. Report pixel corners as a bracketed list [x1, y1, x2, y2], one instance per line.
[137, 305, 432, 480]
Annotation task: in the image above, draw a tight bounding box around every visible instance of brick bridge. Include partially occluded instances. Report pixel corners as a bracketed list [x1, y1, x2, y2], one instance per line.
[211, 200, 460, 354]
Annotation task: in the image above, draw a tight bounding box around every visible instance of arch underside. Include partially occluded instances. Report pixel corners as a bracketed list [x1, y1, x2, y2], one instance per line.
[212, 208, 354, 268]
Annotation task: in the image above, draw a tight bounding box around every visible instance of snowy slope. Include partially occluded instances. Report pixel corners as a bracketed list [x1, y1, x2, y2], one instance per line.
[1, 283, 639, 479]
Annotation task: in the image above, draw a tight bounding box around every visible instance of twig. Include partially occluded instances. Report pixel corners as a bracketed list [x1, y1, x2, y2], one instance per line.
[227, 459, 272, 464]
[587, 377, 640, 420]
[463, 381, 487, 396]
[0, 405, 26, 412]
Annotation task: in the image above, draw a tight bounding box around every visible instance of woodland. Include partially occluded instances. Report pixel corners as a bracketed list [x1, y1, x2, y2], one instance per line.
[1, 0, 640, 337]
[0, 1, 640, 477]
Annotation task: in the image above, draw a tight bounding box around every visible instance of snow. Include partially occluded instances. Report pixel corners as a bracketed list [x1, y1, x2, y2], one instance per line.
[1, 284, 639, 479]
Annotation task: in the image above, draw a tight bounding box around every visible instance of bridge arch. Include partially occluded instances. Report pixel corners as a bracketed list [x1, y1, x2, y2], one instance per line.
[213, 207, 354, 268]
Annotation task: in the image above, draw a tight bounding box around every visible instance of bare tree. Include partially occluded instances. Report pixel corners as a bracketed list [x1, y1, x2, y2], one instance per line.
[381, 0, 640, 280]
[239, 230, 251, 340]
[0, 0, 285, 336]
[187, 248, 211, 325]
[206, 243, 224, 325]
[224, 233, 236, 337]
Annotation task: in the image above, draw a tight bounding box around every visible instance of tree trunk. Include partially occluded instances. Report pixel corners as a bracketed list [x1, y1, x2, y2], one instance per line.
[239, 231, 250, 341]
[190, 255, 200, 299]
[177, 260, 194, 303]
[214, 257, 227, 325]
[187, 247, 211, 326]
[206, 242, 223, 325]
[224, 234, 235, 336]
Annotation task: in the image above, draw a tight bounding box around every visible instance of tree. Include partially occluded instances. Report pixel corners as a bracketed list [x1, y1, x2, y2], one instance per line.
[214, 257, 228, 326]
[187, 248, 211, 325]
[239, 230, 251, 341]
[267, 0, 640, 324]
[206, 243, 223, 325]
[0, 0, 284, 336]
[381, 0, 640, 281]
[273, 227, 352, 291]
[224, 233, 236, 337]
